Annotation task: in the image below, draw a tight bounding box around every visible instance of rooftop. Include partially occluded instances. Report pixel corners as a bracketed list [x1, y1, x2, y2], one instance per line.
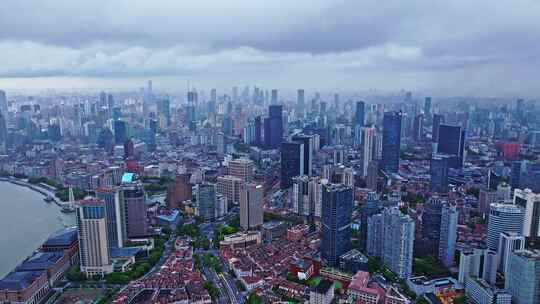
[43, 226, 78, 247]
[313, 279, 334, 294]
[110, 247, 142, 258]
[0, 271, 44, 291]
[17, 252, 64, 271]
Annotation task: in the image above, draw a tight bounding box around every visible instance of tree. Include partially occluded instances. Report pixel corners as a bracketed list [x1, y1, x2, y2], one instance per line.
[204, 281, 219, 300]
[246, 292, 262, 304]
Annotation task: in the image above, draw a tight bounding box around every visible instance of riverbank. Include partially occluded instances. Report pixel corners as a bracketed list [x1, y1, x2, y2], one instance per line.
[0, 177, 64, 207]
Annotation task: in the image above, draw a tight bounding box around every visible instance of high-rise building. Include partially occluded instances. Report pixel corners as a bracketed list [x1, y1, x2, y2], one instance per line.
[381, 111, 402, 174]
[0, 90, 7, 117]
[430, 153, 450, 193]
[487, 203, 524, 251]
[96, 188, 125, 249]
[498, 232, 525, 275]
[121, 174, 148, 238]
[229, 158, 254, 182]
[437, 124, 466, 168]
[354, 101, 365, 127]
[195, 183, 216, 222]
[113, 120, 127, 145]
[321, 184, 353, 267]
[361, 126, 375, 177]
[292, 175, 310, 217]
[297, 89, 305, 118]
[366, 160, 379, 191]
[254, 116, 262, 146]
[166, 174, 192, 209]
[458, 248, 498, 285]
[367, 207, 415, 279]
[424, 97, 432, 116]
[240, 183, 263, 230]
[421, 198, 459, 266]
[432, 114, 444, 143]
[217, 175, 243, 205]
[292, 134, 313, 176]
[513, 188, 540, 237]
[412, 114, 423, 140]
[505, 250, 540, 304]
[264, 105, 283, 149]
[281, 142, 304, 189]
[359, 192, 382, 251]
[76, 199, 113, 277]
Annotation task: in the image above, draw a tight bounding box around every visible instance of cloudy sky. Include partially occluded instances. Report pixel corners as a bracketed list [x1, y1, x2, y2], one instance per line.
[0, 0, 539, 96]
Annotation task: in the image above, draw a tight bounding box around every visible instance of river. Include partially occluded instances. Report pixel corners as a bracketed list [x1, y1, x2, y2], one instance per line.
[0, 182, 76, 277]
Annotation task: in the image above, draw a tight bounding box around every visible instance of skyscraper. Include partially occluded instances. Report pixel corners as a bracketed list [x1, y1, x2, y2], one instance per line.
[321, 184, 353, 267]
[505, 250, 540, 304]
[229, 158, 254, 182]
[157, 99, 171, 127]
[271, 89, 278, 104]
[381, 111, 402, 173]
[292, 134, 313, 176]
[240, 183, 263, 230]
[513, 188, 540, 237]
[264, 105, 283, 149]
[440, 202, 459, 266]
[430, 153, 450, 193]
[196, 183, 216, 222]
[254, 116, 262, 146]
[361, 126, 376, 177]
[368, 207, 415, 279]
[281, 142, 304, 189]
[354, 101, 365, 127]
[96, 188, 125, 249]
[437, 124, 466, 168]
[432, 114, 444, 143]
[292, 175, 310, 216]
[360, 192, 382, 251]
[0, 90, 7, 117]
[121, 174, 148, 238]
[113, 120, 127, 145]
[424, 97, 432, 116]
[366, 160, 379, 191]
[297, 89, 305, 118]
[498, 232, 525, 275]
[217, 175, 243, 205]
[166, 174, 192, 209]
[76, 199, 113, 277]
[487, 203, 524, 251]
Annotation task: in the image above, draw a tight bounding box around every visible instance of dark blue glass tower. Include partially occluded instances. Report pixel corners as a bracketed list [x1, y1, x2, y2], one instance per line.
[432, 114, 444, 143]
[437, 124, 466, 168]
[113, 120, 127, 145]
[254, 116, 262, 146]
[381, 111, 402, 173]
[354, 101, 365, 126]
[321, 184, 353, 267]
[430, 154, 450, 193]
[280, 142, 304, 189]
[264, 105, 283, 149]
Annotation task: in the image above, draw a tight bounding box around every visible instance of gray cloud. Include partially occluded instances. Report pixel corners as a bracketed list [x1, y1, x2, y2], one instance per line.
[0, 0, 540, 95]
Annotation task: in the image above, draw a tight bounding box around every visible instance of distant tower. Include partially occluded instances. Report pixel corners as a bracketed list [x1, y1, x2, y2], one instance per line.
[381, 111, 403, 173]
[361, 126, 375, 177]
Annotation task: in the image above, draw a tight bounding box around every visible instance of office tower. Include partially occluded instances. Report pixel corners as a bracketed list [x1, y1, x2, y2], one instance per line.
[430, 154, 450, 193]
[367, 207, 415, 279]
[254, 116, 262, 146]
[342, 167, 354, 188]
[366, 161, 379, 191]
[121, 174, 148, 238]
[96, 188, 125, 249]
[413, 114, 423, 140]
[354, 101, 365, 127]
[76, 199, 113, 277]
[420, 198, 459, 266]
[505, 250, 540, 304]
[361, 126, 375, 177]
[464, 278, 512, 304]
[513, 188, 540, 237]
[240, 183, 263, 230]
[482, 250, 498, 285]
[487, 203, 524, 251]
[292, 134, 313, 176]
[217, 175, 242, 205]
[99, 91, 107, 107]
[157, 99, 171, 127]
[321, 184, 353, 267]
[0, 111, 7, 146]
[292, 175, 310, 216]
[228, 158, 254, 182]
[271, 89, 278, 104]
[113, 120, 127, 145]
[0, 90, 7, 116]
[498, 232, 525, 275]
[458, 248, 498, 285]
[432, 114, 444, 143]
[360, 192, 382, 251]
[437, 124, 466, 168]
[166, 174, 192, 209]
[215, 195, 228, 219]
[222, 116, 233, 136]
[424, 97, 432, 116]
[297, 89, 305, 118]
[479, 189, 499, 215]
[381, 111, 402, 173]
[280, 142, 304, 189]
[309, 177, 325, 218]
[195, 183, 216, 222]
[264, 105, 283, 149]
